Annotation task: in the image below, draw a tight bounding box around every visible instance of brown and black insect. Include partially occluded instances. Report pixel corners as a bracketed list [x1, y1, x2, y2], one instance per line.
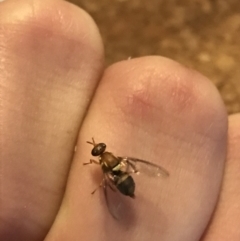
[83, 138, 169, 218]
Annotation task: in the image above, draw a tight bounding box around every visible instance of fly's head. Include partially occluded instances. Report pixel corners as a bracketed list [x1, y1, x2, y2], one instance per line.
[91, 143, 106, 156]
[87, 138, 106, 156]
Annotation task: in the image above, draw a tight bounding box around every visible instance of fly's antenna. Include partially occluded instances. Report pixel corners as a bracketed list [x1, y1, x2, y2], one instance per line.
[87, 137, 96, 146]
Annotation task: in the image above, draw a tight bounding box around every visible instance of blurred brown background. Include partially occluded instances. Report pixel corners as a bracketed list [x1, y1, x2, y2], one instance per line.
[69, 0, 240, 114]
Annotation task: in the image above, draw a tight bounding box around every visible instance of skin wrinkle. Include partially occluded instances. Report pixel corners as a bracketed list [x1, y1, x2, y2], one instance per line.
[123, 106, 223, 149]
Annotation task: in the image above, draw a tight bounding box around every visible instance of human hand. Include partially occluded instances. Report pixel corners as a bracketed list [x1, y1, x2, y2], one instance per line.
[1, 1, 239, 241]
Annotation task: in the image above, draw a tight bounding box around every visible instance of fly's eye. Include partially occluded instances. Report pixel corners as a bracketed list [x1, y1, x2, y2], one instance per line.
[91, 143, 106, 156]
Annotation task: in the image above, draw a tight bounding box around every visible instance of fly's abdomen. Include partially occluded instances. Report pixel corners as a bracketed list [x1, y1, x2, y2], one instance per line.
[116, 173, 135, 198]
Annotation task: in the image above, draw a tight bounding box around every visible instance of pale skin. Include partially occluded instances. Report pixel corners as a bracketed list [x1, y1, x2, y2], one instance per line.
[1, 0, 240, 241]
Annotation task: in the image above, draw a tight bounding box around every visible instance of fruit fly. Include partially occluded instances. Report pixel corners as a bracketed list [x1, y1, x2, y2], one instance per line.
[83, 138, 169, 219]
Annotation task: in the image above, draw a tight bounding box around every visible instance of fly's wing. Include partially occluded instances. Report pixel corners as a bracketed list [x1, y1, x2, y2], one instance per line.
[103, 173, 125, 220]
[118, 157, 169, 177]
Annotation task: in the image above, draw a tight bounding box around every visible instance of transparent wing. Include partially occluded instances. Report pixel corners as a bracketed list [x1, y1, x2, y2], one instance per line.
[118, 157, 169, 177]
[102, 173, 123, 220]
[103, 173, 135, 221]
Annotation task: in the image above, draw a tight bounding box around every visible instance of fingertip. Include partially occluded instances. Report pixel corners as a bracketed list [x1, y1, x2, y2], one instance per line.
[104, 56, 227, 141]
[0, 0, 104, 65]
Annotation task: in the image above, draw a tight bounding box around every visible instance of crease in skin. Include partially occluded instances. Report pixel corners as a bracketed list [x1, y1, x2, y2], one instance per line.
[0, 28, 6, 229]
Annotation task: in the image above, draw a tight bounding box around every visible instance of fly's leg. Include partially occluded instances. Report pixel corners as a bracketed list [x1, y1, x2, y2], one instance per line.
[83, 159, 99, 165]
[91, 180, 103, 194]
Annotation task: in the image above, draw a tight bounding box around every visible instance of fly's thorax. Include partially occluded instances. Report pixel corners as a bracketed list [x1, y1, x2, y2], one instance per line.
[100, 152, 120, 171]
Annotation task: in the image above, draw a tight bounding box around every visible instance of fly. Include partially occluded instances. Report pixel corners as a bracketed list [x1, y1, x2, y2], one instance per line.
[83, 138, 169, 219]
